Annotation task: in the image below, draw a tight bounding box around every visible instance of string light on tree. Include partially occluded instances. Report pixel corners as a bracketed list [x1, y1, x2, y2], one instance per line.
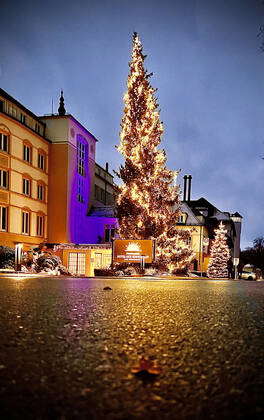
[207, 222, 231, 278]
[116, 32, 194, 271]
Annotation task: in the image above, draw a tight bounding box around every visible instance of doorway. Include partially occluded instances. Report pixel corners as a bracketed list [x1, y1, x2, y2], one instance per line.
[68, 252, 86, 275]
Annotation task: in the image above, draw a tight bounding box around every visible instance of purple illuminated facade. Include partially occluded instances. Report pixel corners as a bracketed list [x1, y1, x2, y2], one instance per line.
[40, 110, 118, 245]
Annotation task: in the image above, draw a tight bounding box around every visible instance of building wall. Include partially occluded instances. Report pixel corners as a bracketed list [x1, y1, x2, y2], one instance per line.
[84, 216, 117, 244]
[41, 115, 97, 244]
[177, 225, 210, 272]
[47, 143, 68, 242]
[0, 111, 49, 249]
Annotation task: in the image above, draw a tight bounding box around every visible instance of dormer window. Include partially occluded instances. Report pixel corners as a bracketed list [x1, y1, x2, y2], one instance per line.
[197, 208, 208, 217]
[177, 213, 187, 224]
[35, 123, 40, 134]
[20, 113, 26, 124]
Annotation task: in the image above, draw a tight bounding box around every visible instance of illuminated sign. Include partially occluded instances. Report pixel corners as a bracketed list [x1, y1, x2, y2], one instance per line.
[113, 240, 154, 263]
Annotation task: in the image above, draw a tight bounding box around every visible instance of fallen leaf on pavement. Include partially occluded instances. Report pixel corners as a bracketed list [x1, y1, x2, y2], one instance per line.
[131, 357, 162, 378]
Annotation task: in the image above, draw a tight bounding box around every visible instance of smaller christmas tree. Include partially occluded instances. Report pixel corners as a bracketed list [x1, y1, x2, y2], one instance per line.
[207, 222, 231, 278]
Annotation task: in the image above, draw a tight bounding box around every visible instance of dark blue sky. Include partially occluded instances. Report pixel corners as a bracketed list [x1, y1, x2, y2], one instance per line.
[1, 0, 263, 248]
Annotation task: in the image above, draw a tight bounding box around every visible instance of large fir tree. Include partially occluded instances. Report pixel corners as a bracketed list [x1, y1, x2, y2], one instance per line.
[207, 222, 231, 278]
[116, 33, 194, 270]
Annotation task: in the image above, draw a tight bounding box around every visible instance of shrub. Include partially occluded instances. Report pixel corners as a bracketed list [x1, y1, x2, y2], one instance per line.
[0, 246, 15, 269]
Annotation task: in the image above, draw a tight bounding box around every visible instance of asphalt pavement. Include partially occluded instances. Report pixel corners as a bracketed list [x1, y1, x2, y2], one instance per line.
[0, 277, 263, 420]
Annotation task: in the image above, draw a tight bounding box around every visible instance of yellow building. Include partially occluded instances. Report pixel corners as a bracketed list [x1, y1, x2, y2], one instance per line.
[0, 88, 116, 275]
[0, 88, 49, 250]
[177, 175, 242, 273]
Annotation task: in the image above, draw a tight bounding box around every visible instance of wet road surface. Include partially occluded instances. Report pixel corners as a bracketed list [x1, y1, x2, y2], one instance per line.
[0, 277, 264, 419]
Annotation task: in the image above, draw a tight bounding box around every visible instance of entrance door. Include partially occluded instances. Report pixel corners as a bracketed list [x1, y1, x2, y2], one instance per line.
[68, 252, 86, 275]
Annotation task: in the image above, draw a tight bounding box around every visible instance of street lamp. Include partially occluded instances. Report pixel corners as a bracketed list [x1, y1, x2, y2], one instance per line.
[15, 243, 23, 272]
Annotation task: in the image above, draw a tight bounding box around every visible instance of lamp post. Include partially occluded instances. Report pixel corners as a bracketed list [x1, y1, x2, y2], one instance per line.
[15, 243, 23, 272]
[199, 229, 210, 277]
[233, 257, 239, 280]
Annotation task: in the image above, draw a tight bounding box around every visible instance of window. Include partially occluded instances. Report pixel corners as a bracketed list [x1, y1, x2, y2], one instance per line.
[106, 191, 114, 205]
[35, 123, 40, 134]
[37, 184, 44, 201]
[95, 185, 99, 199]
[77, 141, 86, 176]
[0, 133, 8, 152]
[177, 214, 187, 224]
[8, 105, 16, 118]
[105, 227, 115, 242]
[22, 211, 30, 234]
[22, 178, 31, 196]
[0, 206, 7, 231]
[184, 236, 192, 246]
[0, 100, 4, 112]
[20, 113, 26, 124]
[36, 215, 44, 236]
[68, 253, 86, 275]
[77, 178, 84, 203]
[95, 185, 108, 204]
[23, 144, 31, 163]
[38, 152, 45, 170]
[0, 170, 8, 189]
[94, 253, 102, 268]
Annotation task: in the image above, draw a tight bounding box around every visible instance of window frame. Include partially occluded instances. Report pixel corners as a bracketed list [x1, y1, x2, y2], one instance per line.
[0, 132, 9, 153]
[37, 182, 45, 201]
[23, 141, 32, 164]
[0, 206, 8, 232]
[37, 149, 46, 171]
[77, 139, 88, 177]
[20, 113, 26, 124]
[104, 226, 116, 242]
[22, 209, 30, 235]
[177, 213, 187, 224]
[0, 168, 9, 189]
[22, 176, 31, 197]
[36, 214, 45, 237]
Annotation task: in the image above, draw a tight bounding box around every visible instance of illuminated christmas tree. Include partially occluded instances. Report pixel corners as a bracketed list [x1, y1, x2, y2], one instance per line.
[116, 33, 194, 270]
[207, 222, 231, 278]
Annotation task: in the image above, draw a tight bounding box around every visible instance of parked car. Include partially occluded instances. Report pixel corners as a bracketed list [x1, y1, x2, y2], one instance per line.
[239, 271, 256, 281]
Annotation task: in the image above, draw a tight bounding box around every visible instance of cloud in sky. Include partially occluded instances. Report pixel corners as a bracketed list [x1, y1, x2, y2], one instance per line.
[0, 0, 263, 249]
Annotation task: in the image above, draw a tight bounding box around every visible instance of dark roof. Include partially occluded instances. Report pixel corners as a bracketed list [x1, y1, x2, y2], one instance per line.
[0, 88, 45, 125]
[187, 197, 242, 220]
[231, 212, 243, 218]
[187, 197, 218, 217]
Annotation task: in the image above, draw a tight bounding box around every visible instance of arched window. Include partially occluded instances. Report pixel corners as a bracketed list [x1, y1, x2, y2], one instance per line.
[22, 173, 32, 197]
[23, 140, 33, 164]
[36, 213, 45, 237]
[37, 148, 47, 171]
[37, 181, 46, 201]
[0, 124, 11, 154]
[21, 208, 31, 235]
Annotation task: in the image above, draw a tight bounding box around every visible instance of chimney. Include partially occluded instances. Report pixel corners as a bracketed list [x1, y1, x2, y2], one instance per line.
[183, 175, 188, 201]
[187, 175, 192, 201]
[105, 162, 109, 172]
